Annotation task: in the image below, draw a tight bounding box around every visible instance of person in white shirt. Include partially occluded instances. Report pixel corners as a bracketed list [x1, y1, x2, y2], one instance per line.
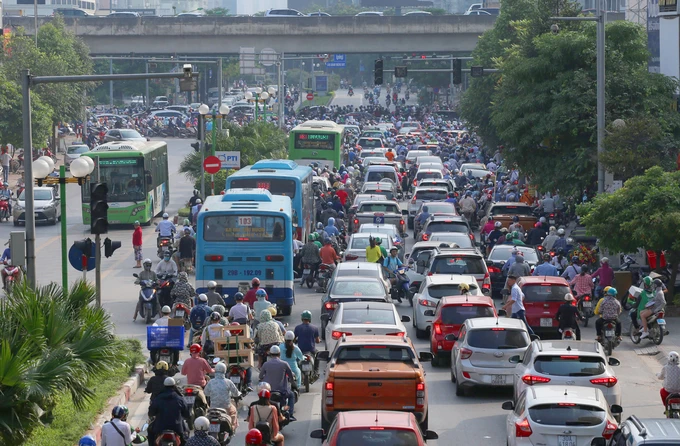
[1, 149, 11, 183]
[202, 312, 230, 349]
[155, 252, 178, 276]
[228, 292, 252, 324]
[156, 213, 176, 237]
[101, 405, 142, 446]
[153, 306, 172, 326]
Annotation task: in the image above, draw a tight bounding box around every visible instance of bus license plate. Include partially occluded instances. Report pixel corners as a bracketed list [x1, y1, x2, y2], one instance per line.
[605, 330, 615, 337]
[540, 318, 553, 327]
[558, 435, 576, 446]
[183, 396, 195, 405]
[209, 423, 221, 433]
[582, 301, 592, 308]
[491, 375, 506, 385]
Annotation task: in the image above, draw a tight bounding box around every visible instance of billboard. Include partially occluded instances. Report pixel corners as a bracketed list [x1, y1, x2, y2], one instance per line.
[648, 0, 661, 73]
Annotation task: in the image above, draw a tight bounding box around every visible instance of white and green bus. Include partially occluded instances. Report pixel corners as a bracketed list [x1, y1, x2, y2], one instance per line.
[81, 141, 169, 225]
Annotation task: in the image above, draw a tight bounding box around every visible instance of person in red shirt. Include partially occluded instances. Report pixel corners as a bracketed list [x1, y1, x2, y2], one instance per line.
[243, 277, 266, 308]
[132, 220, 143, 268]
[335, 184, 349, 206]
[319, 239, 340, 265]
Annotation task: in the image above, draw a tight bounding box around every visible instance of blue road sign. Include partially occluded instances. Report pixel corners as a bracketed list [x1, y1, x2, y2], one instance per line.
[333, 54, 346, 62]
[326, 62, 346, 68]
[69, 244, 96, 272]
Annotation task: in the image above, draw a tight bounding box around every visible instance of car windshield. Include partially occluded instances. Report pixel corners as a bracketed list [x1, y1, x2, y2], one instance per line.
[67, 146, 89, 154]
[358, 204, 399, 213]
[420, 181, 452, 192]
[350, 237, 388, 250]
[120, 130, 143, 138]
[332, 281, 384, 296]
[416, 190, 448, 201]
[336, 429, 419, 445]
[431, 256, 485, 275]
[522, 284, 571, 302]
[340, 308, 396, 325]
[336, 346, 413, 362]
[491, 205, 533, 216]
[441, 305, 495, 325]
[359, 226, 397, 237]
[427, 284, 479, 298]
[533, 355, 606, 376]
[467, 329, 529, 349]
[489, 246, 538, 262]
[359, 139, 383, 148]
[529, 404, 605, 426]
[429, 234, 473, 248]
[425, 222, 469, 234]
[367, 171, 396, 182]
[19, 190, 52, 201]
[421, 203, 456, 214]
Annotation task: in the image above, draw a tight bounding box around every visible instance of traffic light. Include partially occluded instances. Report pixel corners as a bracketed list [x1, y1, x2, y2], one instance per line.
[73, 238, 93, 257]
[104, 238, 121, 258]
[90, 183, 109, 235]
[452, 59, 462, 85]
[374, 59, 384, 85]
[394, 66, 408, 78]
[191, 141, 200, 152]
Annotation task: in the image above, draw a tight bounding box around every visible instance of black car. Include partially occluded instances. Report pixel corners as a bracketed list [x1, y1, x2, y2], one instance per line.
[486, 245, 540, 297]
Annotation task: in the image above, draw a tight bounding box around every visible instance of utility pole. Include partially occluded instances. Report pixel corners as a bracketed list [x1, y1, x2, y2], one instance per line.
[95, 233, 101, 306]
[21, 70, 36, 288]
[278, 54, 284, 129]
[109, 58, 114, 106]
[218, 57, 223, 130]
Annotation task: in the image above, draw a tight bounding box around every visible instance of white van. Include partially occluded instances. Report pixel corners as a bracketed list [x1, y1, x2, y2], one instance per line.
[364, 165, 399, 185]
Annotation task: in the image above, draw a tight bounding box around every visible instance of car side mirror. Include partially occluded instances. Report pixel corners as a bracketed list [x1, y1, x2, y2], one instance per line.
[485, 259, 493, 266]
[501, 401, 515, 411]
[425, 430, 439, 440]
[310, 429, 326, 440]
[610, 404, 623, 414]
[405, 253, 410, 259]
[509, 355, 521, 364]
[418, 351, 433, 362]
[423, 310, 435, 317]
[400, 315, 411, 323]
[590, 438, 606, 446]
[498, 309, 507, 317]
[320, 313, 330, 321]
[444, 334, 457, 342]
[316, 351, 330, 362]
[608, 357, 620, 366]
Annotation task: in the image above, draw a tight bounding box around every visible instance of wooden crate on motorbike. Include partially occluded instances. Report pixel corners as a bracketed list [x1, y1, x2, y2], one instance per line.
[213, 324, 254, 367]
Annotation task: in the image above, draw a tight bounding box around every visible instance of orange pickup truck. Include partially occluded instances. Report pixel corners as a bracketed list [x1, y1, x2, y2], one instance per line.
[486, 202, 537, 232]
[317, 335, 433, 432]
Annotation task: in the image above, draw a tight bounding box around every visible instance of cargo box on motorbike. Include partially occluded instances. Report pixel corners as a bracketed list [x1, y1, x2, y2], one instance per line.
[214, 324, 254, 367]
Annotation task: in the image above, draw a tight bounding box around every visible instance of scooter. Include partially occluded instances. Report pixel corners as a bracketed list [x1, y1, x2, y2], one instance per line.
[157, 235, 174, 259]
[133, 273, 158, 324]
[300, 353, 319, 393]
[3, 260, 21, 293]
[599, 319, 621, 356]
[0, 198, 10, 222]
[227, 363, 252, 396]
[156, 430, 183, 446]
[577, 294, 594, 327]
[666, 393, 680, 419]
[156, 273, 176, 308]
[630, 309, 666, 346]
[150, 346, 180, 376]
[390, 266, 412, 306]
[301, 263, 317, 289]
[317, 263, 335, 293]
[206, 407, 234, 445]
[171, 302, 191, 329]
[182, 384, 206, 430]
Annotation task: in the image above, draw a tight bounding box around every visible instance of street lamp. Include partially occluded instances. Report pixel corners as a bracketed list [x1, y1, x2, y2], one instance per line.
[33, 156, 93, 293]
[245, 87, 264, 122]
[198, 103, 209, 198]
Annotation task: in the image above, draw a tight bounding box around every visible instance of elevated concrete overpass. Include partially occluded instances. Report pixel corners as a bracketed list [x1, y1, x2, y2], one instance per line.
[4, 15, 496, 55]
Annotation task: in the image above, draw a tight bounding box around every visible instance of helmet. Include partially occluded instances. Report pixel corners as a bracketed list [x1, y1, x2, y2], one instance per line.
[155, 360, 169, 371]
[161, 305, 171, 314]
[571, 256, 579, 264]
[539, 217, 546, 223]
[143, 258, 152, 265]
[642, 276, 653, 289]
[256, 289, 268, 299]
[189, 343, 202, 354]
[458, 283, 470, 293]
[302, 310, 312, 321]
[252, 277, 260, 286]
[214, 362, 227, 374]
[653, 278, 664, 289]
[210, 311, 221, 322]
[198, 294, 208, 302]
[338, 211, 345, 218]
[162, 213, 169, 218]
[542, 253, 551, 261]
[284, 330, 295, 341]
[207, 281, 217, 288]
[112, 405, 129, 419]
[606, 287, 618, 296]
[269, 345, 281, 355]
[375, 236, 382, 244]
[317, 222, 324, 229]
[557, 228, 565, 236]
[164, 377, 175, 386]
[564, 293, 575, 302]
[506, 232, 514, 241]
[669, 351, 680, 366]
[246, 429, 264, 445]
[268, 306, 277, 317]
[512, 216, 519, 222]
[549, 226, 556, 232]
[212, 304, 225, 315]
[258, 388, 271, 399]
[79, 435, 97, 446]
[194, 416, 210, 432]
[512, 231, 521, 239]
[234, 292, 244, 301]
[494, 221, 502, 228]
[601, 257, 609, 264]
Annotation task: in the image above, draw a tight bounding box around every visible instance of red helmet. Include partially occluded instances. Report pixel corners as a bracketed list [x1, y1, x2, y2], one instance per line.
[258, 388, 271, 399]
[189, 344, 202, 354]
[246, 429, 263, 445]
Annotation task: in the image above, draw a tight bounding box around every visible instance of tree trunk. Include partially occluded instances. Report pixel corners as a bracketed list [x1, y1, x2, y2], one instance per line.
[669, 260, 679, 303]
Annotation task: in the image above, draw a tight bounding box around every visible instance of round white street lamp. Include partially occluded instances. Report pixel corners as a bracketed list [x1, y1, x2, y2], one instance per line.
[268, 87, 276, 96]
[198, 103, 210, 115]
[244, 91, 253, 100]
[612, 119, 626, 129]
[38, 155, 55, 173]
[70, 157, 94, 179]
[260, 92, 269, 101]
[219, 104, 231, 116]
[255, 87, 263, 95]
[32, 159, 51, 179]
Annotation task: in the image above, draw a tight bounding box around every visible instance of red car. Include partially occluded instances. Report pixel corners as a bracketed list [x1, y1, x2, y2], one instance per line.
[426, 294, 497, 366]
[310, 410, 439, 445]
[516, 276, 572, 336]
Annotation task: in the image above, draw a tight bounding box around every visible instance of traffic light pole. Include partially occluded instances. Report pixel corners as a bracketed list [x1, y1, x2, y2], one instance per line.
[95, 233, 101, 307]
[60, 165, 67, 294]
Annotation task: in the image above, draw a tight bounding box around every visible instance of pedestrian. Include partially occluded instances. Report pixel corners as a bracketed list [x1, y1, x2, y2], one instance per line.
[502, 275, 535, 336]
[132, 220, 143, 268]
[1, 147, 11, 183]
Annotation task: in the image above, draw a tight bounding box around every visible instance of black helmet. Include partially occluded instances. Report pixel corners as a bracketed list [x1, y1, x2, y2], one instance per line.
[234, 292, 244, 301]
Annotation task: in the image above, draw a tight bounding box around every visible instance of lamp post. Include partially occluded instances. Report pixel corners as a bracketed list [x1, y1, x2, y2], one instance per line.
[33, 155, 94, 293]
[245, 87, 263, 122]
[208, 104, 230, 195]
[264, 87, 276, 123]
[198, 103, 210, 198]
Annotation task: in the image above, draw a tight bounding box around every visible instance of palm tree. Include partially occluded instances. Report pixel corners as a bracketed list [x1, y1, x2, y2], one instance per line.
[0, 280, 121, 444]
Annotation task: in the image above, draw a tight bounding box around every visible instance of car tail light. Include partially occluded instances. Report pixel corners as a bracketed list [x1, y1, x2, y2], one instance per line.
[345, 254, 358, 261]
[521, 375, 551, 385]
[418, 298, 435, 307]
[416, 381, 425, 408]
[324, 302, 338, 310]
[325, 382, 334, 406]
[483, 273, 491, 291]
[422, 233, 429, 241]
[353, 218, 359, 227]
[411, 195, 417, 203]
[558, 402, 575, 406]
[602, 420, 617, 440]
[460, 348, 472, 359]
[515, 418, 532, 438]
[331, 331, 352, 340]
[413, 179, 417, 186]
[204, 255, 224, 261]
[265, 255, 284, 261]
[400, 219, 405, 226]
[386, 332, 406, 337]
[469, 233, 475, 241]
[433, 323, 442, 335]
[590, 377, 618, 388]
[488, 266, 501, 273]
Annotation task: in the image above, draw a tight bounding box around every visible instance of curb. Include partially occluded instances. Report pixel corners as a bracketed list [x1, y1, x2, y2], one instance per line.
[86, 364, 147, 442]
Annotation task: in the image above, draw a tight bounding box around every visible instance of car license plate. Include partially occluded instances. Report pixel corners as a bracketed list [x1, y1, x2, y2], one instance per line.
[582, 301, 592, 308]
[303, 269, 311, 274]
[540, 318, 553, 327]
[183, 396, 195, 404]
[175, 310, 183, 317]
[605, 330, 615, 337]
[558, 435, 576, 446]
[301, 363, 313, 372]
[230, 376, 241, 384]
[658, 319, 666, 325]
[491, 375, 506, 385]
[209, 423, 220, 433]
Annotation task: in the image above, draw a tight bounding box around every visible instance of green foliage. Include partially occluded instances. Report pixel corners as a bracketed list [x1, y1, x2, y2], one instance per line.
[421, 7, 447, 14]
[0, 281, 125, 443]
[204, 7, 230, 15]
[299, 93, 334, 109]
[302, 1, 368, 15]
[0, 73, 53, 147]
[194, 169, 230, 195]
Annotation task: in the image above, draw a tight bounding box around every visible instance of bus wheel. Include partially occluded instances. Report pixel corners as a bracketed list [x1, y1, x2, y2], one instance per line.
[279, 305, 292, 316]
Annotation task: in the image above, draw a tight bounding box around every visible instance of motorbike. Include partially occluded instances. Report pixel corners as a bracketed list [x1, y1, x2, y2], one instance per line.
[666, 393, 680, 419]
[156, 273, 176, 308]
[206, 407, 234, 445]
[171, 302, 191, 329]
[269, 390, 293, 430]
[599, 319, 621, 356]
[0, 198, 10, 222]
[2, 260, 20, 293]
[150, 346, 180, 375]
[301, 263, 317, 289]
[183, 384, 206, 430]
[547, 212, 557, 226]
[157, 235, 174, 259]
[133, 273, 158, 324]
[317, 263, 335, 293]
[630, 309, 666, 345]
[227, 363, 252, 396]
[390, 266, 412, 305]
[576, 294, 594, 327]
[300, 353, 319, 393]
[156, 430, 183, 446]
[560, 327, 578, 340]
[348, 89, 354, 97]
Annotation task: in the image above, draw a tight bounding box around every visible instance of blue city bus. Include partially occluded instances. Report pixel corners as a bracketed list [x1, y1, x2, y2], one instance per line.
[225, 159, 315, 243]
[196, 188, 295, 315]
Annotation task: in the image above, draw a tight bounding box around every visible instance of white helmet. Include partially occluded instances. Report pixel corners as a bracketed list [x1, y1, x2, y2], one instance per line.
[198, 294, 208, 302]
[162, 213, 169, 218]
[269, 345, 281, 355]
[557, 228, 565, 236]
[207, 281, 217, 288]
[161, 305, 171, 314]
[194, 416, 210, 431]
[670, 351, 679, 366]
[215, 362, 227, 374]
[163, 377, 175, 387]
[284, 330, 295, 341]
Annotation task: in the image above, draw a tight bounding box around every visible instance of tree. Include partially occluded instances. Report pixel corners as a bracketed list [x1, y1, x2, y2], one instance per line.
[578, 167, 680, 298]
[0, 281, 122, 443]
[204, 7, 230, 15]
[0, 73, 53, 147]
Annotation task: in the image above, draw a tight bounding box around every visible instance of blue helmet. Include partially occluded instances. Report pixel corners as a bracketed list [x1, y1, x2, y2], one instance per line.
[256, 289, 267, 298]
[79, 435, 96, 446]
[606, 287, 618, 296]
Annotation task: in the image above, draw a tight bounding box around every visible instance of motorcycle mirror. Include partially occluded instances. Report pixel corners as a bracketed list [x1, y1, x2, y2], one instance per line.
[177, 360, 184, 366]
[141, 423, 149, 432]
[212, 357, 221, 364]
[133, 273, 139, 278]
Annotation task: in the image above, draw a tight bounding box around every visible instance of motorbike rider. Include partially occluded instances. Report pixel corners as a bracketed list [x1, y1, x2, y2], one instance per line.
[570, 265, 594, 299]
[459, 192, 477, 224]
[594, 287, 622, 341]
[639, 278, 667, 339]
[191, 199, 202, 224]
[552, 228, 568, 252]
[204, 281, 224, 307]
[101, 405, 146, 446]
[591, 257, 614, 298]
[181, 344, 214, 402]
[248, 388, 285, 446]
[145, 361, 181, 402]
[253, 289, 274, 324]
[319, 238, 340, 268]
[299, 235, 322, 283]
[539, 193, 555, 217]
[202, 312, 230, 354]
[561, 256, 582, 281]
[508, 216, 523, 235]
[508, 253, 531, 278]
[244, 277, 264, 308]
[533, 253, 559, 277]
[0, 182, 12, 214]
[526, 222, 545, 246]
[156, 251, 179, 277]
[133, 259, 159, 322]
[486, 221, 504, 255]
[279, 331, 304, 389]
[228, 292, 252, 324]
[188, 294, 211, 346]
[170, 271, 195, 308]
[324, 217, 340, 237]
[188, 189, 202, 208]
[186, 417, 220, 446]
[203, 362, 240, 431]
[294, 310, 321, 375]
[255, 309, 284, 366]
[384, 247, 405, 303]
[177, 228, 196, 273]
[657, 351, 680, 408]
[542, 226, 559, 251]
[156, 212, 176, 241]
[259, 345, 297, 422]
[153, 305, 173, 327]
[555, 293, 582, 340]
[148, 377, 190, 445]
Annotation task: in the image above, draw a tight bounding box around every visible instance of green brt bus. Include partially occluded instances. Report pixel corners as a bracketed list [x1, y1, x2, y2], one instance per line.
[288, 120, 347, 169]
[81, 141, 169, 225]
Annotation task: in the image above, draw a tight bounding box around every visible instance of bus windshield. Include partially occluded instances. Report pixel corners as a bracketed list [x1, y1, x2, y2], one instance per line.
[93, 158, 146, 201]
[230, 178, 297, 198]
[203, 215, 287, 242]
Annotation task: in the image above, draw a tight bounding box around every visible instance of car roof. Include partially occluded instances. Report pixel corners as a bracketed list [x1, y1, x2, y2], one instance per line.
[360, 223, 398, 230]
[358, 200, 399, 206]
[337, 410, 418, 429]
[338, 301, 395, 310]
[428, 215, 467, 222]
[333, 276, 383, 284]
[339, 335, 413, 347]
[466, 317, 526, 330]
[491, 202, 532, 208]
[336, 262, 380, 272]
[526, 385, 605, 407]
[417, 169, 442, 173]
[517, 276, 570, 286]
[412, 241, 459, 250]
[425, 274, 478, 286]
[532, 340, 602, 354]
[441, 294, 494, 306]
[625, 418, 680, 439]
